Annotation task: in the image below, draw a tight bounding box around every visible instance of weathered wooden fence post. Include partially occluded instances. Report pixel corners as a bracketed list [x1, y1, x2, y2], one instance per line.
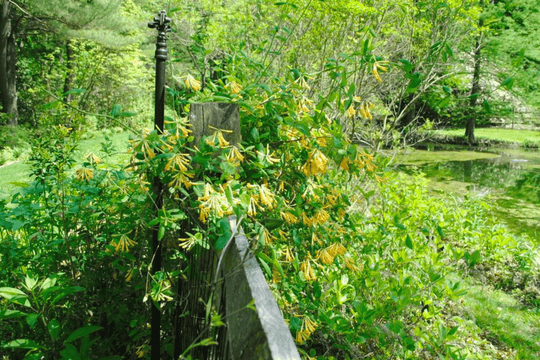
[148, 10, 171, 360]
[189, 103, 242, 146]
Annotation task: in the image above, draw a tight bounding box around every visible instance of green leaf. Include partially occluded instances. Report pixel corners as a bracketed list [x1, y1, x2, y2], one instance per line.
[0, 309, 28, 319]
[0, 287, 26, 299]
[66, 326, 102, 343]
[501, 77, 514, 89]
[61, 344, 81, 360]
[2, 339, 42, 349]
[7, 181, 29, 188]
[24, 276, 38, 291]
[63, 88, 85, 95]
[215, 218, 232, 250]
[483, 99, 491, 113]
[50, 286, 84, 305]
[442, 86, 452, 94]
[158, 223, 165, 241]
[48, 319, 61, 341]
[405, 235, 414, 250]
[26, 313, 39, 328]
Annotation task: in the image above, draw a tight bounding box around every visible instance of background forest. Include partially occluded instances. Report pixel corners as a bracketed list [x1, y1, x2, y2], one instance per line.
[1, 0, 540, 359]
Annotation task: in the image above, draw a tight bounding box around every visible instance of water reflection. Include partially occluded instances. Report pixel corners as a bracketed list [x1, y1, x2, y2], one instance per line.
[401, 145, 540, 237]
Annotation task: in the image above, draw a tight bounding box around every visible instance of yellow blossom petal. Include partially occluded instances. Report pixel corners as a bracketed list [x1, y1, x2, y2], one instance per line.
[185, 74, 201, 91]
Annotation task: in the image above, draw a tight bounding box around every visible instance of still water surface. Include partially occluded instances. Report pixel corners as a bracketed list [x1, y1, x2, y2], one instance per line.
[399, 144, 540, 238]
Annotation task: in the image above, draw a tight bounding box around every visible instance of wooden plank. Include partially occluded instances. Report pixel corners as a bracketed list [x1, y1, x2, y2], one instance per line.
[189, 103, 241, 147]
[224, 217, 301, 360]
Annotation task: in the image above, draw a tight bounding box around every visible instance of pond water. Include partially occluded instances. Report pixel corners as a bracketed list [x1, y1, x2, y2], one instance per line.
[398, 144, 540, 238]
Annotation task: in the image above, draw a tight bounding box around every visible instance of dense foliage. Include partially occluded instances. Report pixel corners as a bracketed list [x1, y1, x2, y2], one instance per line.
[1, 0, 539, 359]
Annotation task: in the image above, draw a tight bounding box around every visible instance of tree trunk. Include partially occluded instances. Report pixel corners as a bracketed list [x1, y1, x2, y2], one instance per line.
[466, 0, 484, 144]
[0, 0, 18, 126]
[63, 39, 74, 103]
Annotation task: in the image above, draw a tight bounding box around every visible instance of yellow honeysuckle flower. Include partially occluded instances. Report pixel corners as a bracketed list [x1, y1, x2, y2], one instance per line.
[217, 131, 230, 148]
[300, 259, 316, 281]
[262, 228, 276, 245]
[313, 210, 330, 225]
[257, 144, 280, 164]
[339, 157, 349, 171]
[319, 248, 334, 265]
[327, 243, 347, 257]
[346, 105, 355, 119]
[247, 196, 258, 217]
[169, 172, 194, 189]
[125, 269, 134, 282]
[185, 74, 201, 91]
[164, 153, 190, 172]
[226, 81, 242, 94]
[302, 212, 312, 227]
[111, 234, 137, 252]
[179, 234, 198, 251]
[75, 168, 94, 181]
[282, 246, 295, 262]
[229, 146, 244, 163]
[327, 193, 338, 205]
[344, 256, 361, 272]
[280, 211, 299, 224]
[86, 152, 102, 165]
[295, 76, 311, 90]
[259, 184, 276, 209]
[301, 149, 328, 177]
[312, 232, 323, 246]
[372, 66, 382, 83]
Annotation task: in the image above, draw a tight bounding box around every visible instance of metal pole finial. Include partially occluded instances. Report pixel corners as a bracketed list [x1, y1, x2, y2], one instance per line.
[148, 10, 172, 61]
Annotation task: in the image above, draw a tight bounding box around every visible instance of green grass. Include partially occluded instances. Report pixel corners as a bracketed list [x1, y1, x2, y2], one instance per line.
[455, 275, 540, 359]
[434, 128, 540, 145]
[0, 130, 131, 197]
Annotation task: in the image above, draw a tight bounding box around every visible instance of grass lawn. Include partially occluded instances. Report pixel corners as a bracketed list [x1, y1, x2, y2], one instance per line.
[0, 130, 131, 197]
[434, 128, 540, 145]
[453, 275, 540, 359]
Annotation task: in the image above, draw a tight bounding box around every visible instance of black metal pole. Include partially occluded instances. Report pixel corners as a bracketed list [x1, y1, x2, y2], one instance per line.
[148, 10, 171, 360]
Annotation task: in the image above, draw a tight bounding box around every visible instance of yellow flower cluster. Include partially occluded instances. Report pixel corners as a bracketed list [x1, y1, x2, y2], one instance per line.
[111, 234, 137, 252]
[344, 256, 362, 272]
[313, 209, 330, 225]
[281, 246, 295, 262]
[372, 61, 388, 83]
[298, 97, 314, 113]
[164, 153, 190, 172]
[355, 151, 377, 172]
[358, 102, 374, 120]
[294, 76, 311, 90]
[281, 211, 299, 224]
[257, 144, 280, 164]
[226, 146, 244, 165]
[75, 168, 94, 181]
[205, 130, 230, 148]
[317, 241, 348, 265]
[179, 233, 199, 251]
[185, 74, 201, 91]
[262, 228, 277, 245]
[301, 149, 328, 177]
[346, 105, 356, 119]
[296, 316, 318, 343]
[226, 81, 243, 94]
[197, 184, 235, 223]
[300, 258, 316, 281]
[168, 172, 194, 189]
[86, 152, 102, 165]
